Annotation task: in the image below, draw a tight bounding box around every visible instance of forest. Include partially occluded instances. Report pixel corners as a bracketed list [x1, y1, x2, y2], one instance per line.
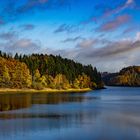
[102, 66, 140, 86]
[0, 51, 103, 90]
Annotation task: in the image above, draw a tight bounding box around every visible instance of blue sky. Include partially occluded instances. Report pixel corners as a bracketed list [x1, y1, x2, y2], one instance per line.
[0, 0, 140, 72]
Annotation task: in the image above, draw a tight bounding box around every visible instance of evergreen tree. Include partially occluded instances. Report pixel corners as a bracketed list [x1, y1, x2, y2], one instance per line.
[0, 51, 103, 89]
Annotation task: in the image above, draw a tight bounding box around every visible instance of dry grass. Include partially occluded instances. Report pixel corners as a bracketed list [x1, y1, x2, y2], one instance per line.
[0, 88, 92, 94]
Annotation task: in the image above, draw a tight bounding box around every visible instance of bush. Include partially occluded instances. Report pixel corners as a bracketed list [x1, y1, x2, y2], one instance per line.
[32, 82, 44, 90]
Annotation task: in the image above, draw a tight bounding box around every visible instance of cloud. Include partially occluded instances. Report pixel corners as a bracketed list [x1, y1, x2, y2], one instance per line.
[17, 0, 71, 13]
[97, 14, 131, 32]
[1, 0, 71, 24]
[81, 3, 113, 25]
[0, 32, 41, 54]
[82, 0, 135, 25]
[76, 39, 98, 48]
[54, 24, 79, 33]
[81, 0, 135, 26]
[86, 40, 140, 58]
[99, 0, 135, 19]
[2, 38, 41, 54]
[62, 36, 84, 43]
[82, 39, 140, 72]
[123, 26, 136, 34]
[20, 24, 35, 31]
[17, 0, 48, 13]
[126, 0, 134, 5]
[0, 31, 17, 41]
[0, 28, 41, 55]
[52, 32, 140, 72]
[135, 32, 140, 41]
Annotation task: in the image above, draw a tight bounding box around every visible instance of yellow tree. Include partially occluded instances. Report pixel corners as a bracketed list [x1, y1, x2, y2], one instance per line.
[53, 74, 70, 89]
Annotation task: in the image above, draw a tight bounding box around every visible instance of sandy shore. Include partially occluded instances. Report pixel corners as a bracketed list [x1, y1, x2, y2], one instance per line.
[0, 88, 92, 94]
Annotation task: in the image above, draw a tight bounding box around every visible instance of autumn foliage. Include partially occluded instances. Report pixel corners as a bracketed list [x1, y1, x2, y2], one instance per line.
[103, 66, 140, 86]
[0, 57, 31, 88]
[0, 51, 103, 89]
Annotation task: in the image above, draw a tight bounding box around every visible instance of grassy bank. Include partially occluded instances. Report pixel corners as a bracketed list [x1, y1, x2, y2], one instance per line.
[0, 88, 92, 94]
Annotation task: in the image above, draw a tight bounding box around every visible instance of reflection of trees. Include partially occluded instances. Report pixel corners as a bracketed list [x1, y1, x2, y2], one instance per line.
[32, 93, 95, 104]
[0, 94, 31, 111]
[33, 93, 83, 104]
[0, 93, 102, 139]
[0, 93, 98, 112]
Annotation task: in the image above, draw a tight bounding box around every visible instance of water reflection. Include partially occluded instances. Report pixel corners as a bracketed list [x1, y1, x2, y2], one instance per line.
[0, 94, 31, 111]
[0, 87, 140, 140]
[0, 93, 98, 112]
[32, 93, 95, 104]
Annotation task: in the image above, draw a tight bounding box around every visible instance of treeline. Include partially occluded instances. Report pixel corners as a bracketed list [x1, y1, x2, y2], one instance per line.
[102, 66, 140, 86]
[0, 51, 103, 89]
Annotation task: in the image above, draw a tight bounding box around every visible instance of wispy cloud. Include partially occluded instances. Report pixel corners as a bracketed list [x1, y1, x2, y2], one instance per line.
[135, 32, 140, 41]
[76, 39, 98, 48]
[86, 40, 140, 59]
[82, 0, 135, 25]
[97, 14, 131, 32]
[0, 31, 17, 41]
[52, 32, 140, 72]
[0, 30, 41, 54]
[123, 27, 135, 34]
[102, 0, 135, 18]
[62, 36, 84, 43]
[54, 24, 80, 33]
[2, 38, 41, 54]
[17, 0, 71, 13]
[20, 24, 35, 31]
[1, 0, 72, 24]
[96, 0, 135, 21]
[17, 0, 49, 13]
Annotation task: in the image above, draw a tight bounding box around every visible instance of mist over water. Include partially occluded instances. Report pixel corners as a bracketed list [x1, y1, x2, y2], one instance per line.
[0, 87, 140, 140]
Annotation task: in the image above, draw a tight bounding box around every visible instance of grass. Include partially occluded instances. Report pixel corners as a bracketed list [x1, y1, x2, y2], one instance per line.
[0, 88, 92, 94]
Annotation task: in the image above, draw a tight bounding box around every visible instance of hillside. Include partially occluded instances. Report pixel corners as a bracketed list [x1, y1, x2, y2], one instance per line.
[0, 51, 104, 90]
[102, 66, 140, 87]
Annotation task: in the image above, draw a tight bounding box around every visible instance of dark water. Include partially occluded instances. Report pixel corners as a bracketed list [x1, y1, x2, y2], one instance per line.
[0, 87, 140, 140]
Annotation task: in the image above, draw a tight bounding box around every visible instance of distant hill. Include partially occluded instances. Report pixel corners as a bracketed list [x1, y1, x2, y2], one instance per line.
[102, 66, 140, 87]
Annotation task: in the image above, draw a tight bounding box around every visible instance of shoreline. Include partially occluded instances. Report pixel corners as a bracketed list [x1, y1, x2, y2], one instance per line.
[105, 85, 140, 87]
[0, 88, 92, 94]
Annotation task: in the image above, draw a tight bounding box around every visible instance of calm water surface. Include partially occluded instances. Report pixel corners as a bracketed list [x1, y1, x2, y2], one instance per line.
[0, 87, 140, 140]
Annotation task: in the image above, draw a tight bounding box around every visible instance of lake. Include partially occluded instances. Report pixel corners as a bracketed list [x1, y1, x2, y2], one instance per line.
[0, 87, 140, 140]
